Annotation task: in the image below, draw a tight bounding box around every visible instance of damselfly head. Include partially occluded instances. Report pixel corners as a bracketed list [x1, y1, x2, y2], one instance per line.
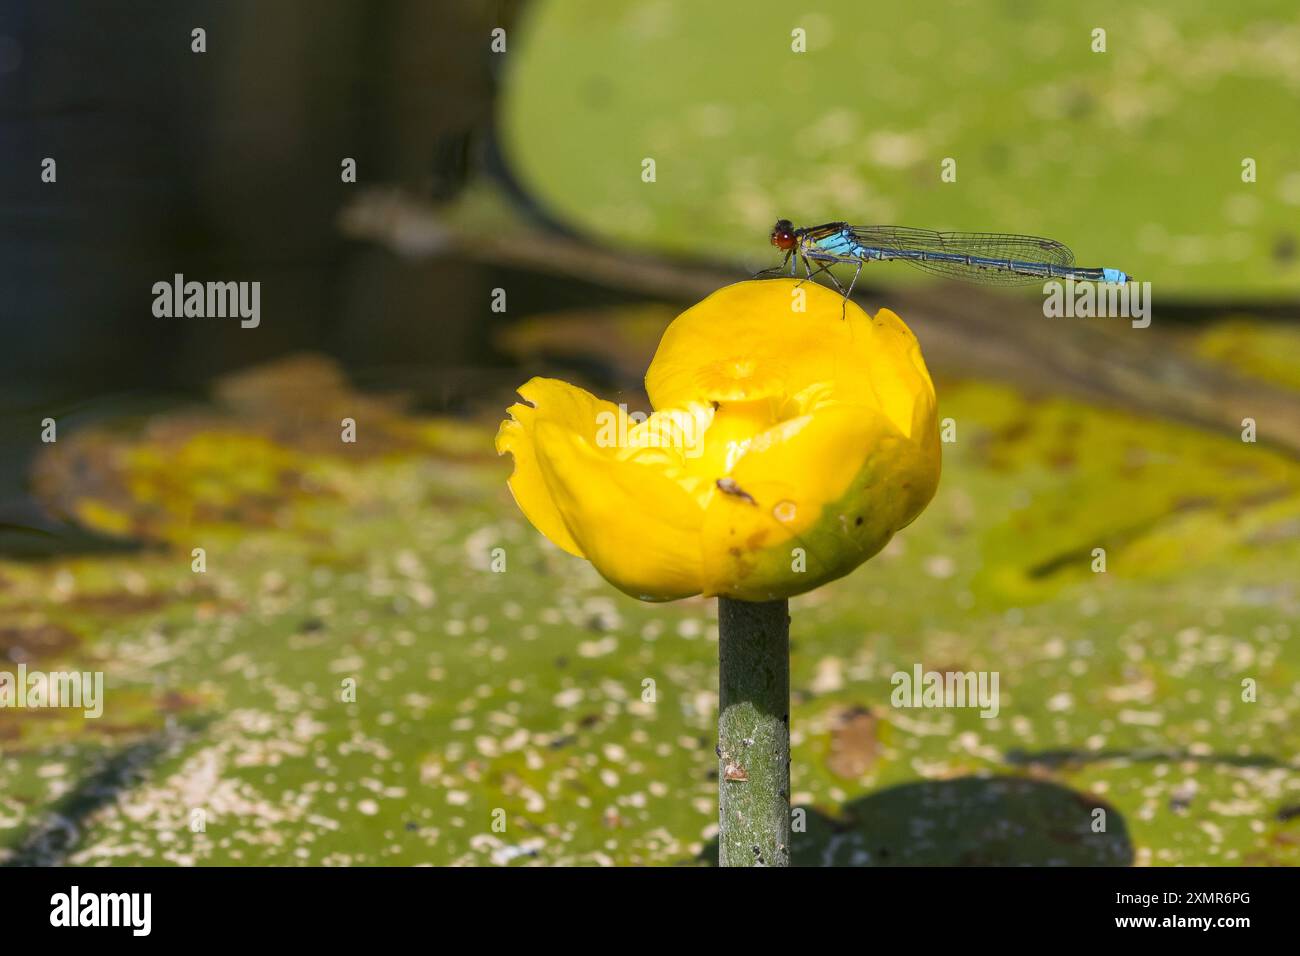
[770, 219, 796, 251]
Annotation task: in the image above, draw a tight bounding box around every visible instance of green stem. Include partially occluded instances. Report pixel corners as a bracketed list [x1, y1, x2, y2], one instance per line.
[717, 596, 790, 867]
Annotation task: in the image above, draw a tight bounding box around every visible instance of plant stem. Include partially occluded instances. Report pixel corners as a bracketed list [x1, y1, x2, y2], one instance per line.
[717, 596, 790, 867]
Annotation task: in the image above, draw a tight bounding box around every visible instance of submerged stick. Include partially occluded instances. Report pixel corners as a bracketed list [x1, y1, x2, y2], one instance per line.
[717, 597, 790, 867]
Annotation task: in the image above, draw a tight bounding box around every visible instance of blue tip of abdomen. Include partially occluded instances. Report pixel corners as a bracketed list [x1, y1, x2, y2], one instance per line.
[1102, 268, 1129, 284]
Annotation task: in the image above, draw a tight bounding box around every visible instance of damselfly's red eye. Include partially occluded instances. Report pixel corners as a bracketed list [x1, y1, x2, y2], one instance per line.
[770, 219, 796, 250]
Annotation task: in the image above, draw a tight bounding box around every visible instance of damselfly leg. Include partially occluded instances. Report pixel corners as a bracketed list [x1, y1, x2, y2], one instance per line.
[753, 250, 793, 279]
[798, 255, 845, 293]
[843, 260, 863, 314]
[797, 254, 854, 319]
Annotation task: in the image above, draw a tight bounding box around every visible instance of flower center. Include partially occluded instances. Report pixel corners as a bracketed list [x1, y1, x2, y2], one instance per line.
[684, 397, 783, 481]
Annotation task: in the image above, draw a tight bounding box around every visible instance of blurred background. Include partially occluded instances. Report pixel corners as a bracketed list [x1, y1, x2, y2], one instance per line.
[1, 0, 1298, 865]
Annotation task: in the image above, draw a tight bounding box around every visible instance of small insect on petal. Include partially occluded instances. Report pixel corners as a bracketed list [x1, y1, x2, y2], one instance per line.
[716, 477, 756, 505]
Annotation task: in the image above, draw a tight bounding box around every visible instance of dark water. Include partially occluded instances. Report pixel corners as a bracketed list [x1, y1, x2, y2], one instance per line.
[0, 0, 557, 545]
[0, 0, 534, 410]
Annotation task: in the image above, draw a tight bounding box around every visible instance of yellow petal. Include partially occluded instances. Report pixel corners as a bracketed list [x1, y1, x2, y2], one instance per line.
[702, 403, 934, 599]
[646, 280, 930, 423]
[858, 306, 937, 440]
[533, 422, 705, 601]
[496, 377, 623, 558]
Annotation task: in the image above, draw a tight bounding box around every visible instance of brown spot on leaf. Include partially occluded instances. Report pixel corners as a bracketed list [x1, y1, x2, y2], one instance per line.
[157, 690, 203, 713]
[1046, 447, 1076, 470]
[826, 706, 879, 779]
[0, 624, 81, 662]
[68, 591, 168, 615]
[1273, 234, 1296, 265]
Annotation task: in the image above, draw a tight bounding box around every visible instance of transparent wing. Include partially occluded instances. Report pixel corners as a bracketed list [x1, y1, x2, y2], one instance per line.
[849, 225, 1075, 286]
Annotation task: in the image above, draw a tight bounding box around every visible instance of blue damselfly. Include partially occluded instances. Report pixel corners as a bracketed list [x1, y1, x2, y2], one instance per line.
[762, 219, 1132, 308]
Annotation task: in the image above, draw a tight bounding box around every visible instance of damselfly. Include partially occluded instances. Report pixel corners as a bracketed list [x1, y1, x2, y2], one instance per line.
[762, 219, 1132, 308]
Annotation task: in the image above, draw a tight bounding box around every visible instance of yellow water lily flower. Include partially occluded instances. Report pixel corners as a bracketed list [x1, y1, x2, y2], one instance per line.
[495, 279, 941, 602]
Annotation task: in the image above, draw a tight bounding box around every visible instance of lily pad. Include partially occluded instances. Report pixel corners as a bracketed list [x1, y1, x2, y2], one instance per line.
[502, 1, 1300, 296]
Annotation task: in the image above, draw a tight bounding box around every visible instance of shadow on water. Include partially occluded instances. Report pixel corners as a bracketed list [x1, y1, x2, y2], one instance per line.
[1005, 748, 1283, 770]
[3, 719, 207, 867]
[0, 522, 153, 561]
[700, 776, 1133, 866]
